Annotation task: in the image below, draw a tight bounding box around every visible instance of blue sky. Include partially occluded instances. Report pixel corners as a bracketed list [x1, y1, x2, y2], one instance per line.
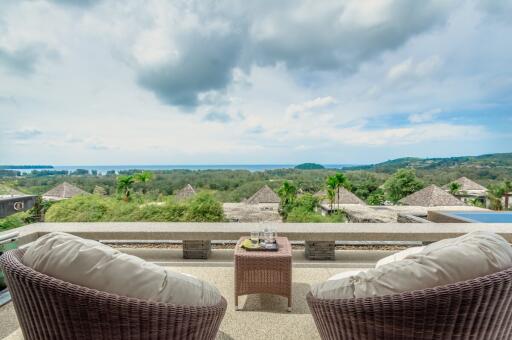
[0, 0, 511, 165]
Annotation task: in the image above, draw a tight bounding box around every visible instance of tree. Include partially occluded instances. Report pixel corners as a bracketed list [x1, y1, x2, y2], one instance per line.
[326, 173, 350, 210]
[383, 169, 424, 203]
[134, 171, 154, 194]
[278, 181, 297, 206]
[503, 180, 512, 210]
[117, 175, 135, 201]
[326, 188, 336, 210]
[448, 182, 462, 195]
[367, 189, 385, 205]
[487, 184, 505, 211]
[278, 181, 297, 219]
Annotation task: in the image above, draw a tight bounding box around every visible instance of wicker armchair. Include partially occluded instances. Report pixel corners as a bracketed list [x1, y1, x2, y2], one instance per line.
[0, 249, 227, 340]
[307, 266, 512, 340]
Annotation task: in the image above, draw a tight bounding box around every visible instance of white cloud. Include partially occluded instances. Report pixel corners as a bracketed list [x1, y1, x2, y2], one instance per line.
[286, 96, 336, 117]
[0, 0, 510, 164]
[408, 108, 442, 123]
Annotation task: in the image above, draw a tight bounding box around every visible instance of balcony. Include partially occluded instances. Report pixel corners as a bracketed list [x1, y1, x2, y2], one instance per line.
[1, 222, 512, 339]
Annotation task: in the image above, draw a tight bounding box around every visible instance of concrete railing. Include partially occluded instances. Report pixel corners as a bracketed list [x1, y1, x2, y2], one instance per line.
[2, 222, 512, 259]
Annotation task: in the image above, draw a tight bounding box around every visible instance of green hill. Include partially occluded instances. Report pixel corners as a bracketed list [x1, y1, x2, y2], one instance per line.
[348, 153, 512, 173]
[295, 163, 325, 170]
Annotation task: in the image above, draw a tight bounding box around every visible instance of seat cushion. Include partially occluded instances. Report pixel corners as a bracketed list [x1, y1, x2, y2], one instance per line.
[22, 232, 221, 306]
[375, 246, 425, 268]
[311, 231, 512, 300]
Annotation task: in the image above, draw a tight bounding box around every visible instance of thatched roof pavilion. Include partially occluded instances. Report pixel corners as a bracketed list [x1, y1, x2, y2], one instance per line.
[246, 185, 280, 204]
[442, 177, 487, 196]
[400, 185, 466, 207]
[42, 182, 89, 201]
[175, 184, 197, 200]
[315, 188, 365, 205]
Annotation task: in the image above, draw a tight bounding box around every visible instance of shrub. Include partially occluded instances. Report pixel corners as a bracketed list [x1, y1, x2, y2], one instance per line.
[185, 192, 224, 222]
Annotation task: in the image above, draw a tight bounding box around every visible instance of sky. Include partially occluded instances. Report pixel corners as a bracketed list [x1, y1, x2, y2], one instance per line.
[0, 0, 511, 165]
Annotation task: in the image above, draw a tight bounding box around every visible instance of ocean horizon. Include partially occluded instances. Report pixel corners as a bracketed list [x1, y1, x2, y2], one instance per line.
[6, 164, 358, 174]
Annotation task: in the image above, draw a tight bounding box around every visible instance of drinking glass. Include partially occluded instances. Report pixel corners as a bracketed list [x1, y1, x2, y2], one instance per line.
[250, 231, 259, 245]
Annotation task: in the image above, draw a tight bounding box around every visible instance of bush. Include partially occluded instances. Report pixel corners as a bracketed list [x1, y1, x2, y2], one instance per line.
[44, 193, 224, 222]
[185, 192, 224, 222]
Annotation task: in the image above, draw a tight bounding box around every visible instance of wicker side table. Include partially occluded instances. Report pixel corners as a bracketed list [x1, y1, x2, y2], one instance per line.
[234, 236, 292, 311]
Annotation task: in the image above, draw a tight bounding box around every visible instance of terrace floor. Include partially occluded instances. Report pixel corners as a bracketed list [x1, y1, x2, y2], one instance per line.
[0, 248, 387, 340]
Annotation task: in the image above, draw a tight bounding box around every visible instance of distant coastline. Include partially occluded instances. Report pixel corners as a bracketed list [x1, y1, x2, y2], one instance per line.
[0, 165, 54, 170]
[2, 164, 357, 174]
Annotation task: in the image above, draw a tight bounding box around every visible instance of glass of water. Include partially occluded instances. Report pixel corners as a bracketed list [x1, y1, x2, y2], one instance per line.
[250, 231, 259, 245]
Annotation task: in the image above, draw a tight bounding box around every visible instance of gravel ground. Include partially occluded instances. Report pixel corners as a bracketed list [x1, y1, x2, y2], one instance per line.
[105, 242, 410, 251]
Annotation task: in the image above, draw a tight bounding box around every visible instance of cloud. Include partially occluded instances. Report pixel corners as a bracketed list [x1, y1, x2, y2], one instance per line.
[0, 46, 40, 75]
[49, 0, 101, 7]
[128, 0, 455, 108]
[203, 111, 232, 123]
[12, 128, 43, 140]
[408, 108, 442, 123]
[387, 56, 442, 82]
[286, 96, 336, 117]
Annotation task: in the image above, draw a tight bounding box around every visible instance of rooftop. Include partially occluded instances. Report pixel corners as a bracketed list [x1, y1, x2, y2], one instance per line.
[399, 184, 466, 207]
[42, 182, 89, 200]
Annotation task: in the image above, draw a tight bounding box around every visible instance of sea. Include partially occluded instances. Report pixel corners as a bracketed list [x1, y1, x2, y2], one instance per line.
[8, 164, 355, 175]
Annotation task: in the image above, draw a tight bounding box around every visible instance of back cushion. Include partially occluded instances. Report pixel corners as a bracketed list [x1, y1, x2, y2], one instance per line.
[23, 232, 221, 306]
[311, 231, 512, 300]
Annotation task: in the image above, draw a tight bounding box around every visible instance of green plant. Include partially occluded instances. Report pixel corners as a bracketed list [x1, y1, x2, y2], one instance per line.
[487, 184, 506, 211]
[367, 189, 385, 205]
[184, 192, 224, 222]
[448, 182, 462, 195]
[117, 175, 135, 201]
[383, 169, 424, 203]
[277, 181, 297, 219]
[326, 173, 351, 210]
[134, 171, 154, 194]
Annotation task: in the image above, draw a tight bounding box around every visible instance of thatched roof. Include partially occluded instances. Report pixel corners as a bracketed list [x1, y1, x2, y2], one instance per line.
[43, 182, 89, 200]
[175, 184, 196, 200]
[247, 185, 280, 204]
[400, 185, 466, 207]
[443, 177, 487, 192]
[315, 188, 365, 205]
[0, 184, 25, 197]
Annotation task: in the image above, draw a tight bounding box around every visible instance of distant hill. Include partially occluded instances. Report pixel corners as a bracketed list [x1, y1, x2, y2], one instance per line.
[295, 163, 325, 170]
[347, 153, 512, 173]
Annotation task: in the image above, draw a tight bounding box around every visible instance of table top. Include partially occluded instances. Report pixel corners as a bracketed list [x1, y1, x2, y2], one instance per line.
[234, 236, 291, 257]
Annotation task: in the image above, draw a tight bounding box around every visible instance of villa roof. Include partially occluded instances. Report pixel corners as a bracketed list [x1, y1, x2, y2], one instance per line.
[175, 184, 196, 200]
[43, 182, 89, 200]
[400, 184, 466, 207]
[246, 185, 280, 204]
[0, 184, 25, 197]
[315, 188, 365, 205]
[443, 177, 487, 192]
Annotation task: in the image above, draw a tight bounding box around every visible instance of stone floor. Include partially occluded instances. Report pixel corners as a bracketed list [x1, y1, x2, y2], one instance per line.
[0, 249, 388, 340]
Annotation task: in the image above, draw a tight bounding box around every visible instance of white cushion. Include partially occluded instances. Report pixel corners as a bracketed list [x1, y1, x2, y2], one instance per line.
[23, 232, 221, 306]
[375, 246, 425, 268]
[328, 270, 364, 281]
[311, 231, 512, 300]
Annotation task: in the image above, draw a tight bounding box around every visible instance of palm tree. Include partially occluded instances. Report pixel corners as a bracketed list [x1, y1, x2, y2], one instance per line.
[326, 187, 336, 211]
[117, 175, 135, 202]
[327, 173, 350, 210]
[487, 184, 505, 211]
[503, 180, 512, 210]
[278, 181, 297, 207]
[448, 182, 461, 195]
[134, 171, 154, 194]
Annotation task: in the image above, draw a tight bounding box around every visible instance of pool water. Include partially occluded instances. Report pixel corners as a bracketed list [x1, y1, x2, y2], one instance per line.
[448, 212, 512, 223]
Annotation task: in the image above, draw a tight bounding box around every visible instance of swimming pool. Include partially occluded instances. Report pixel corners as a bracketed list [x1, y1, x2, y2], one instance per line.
[443, 211, 512, 223]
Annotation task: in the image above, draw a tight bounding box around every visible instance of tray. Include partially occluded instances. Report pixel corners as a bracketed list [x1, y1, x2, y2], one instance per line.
[241, 239, 279, 251]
